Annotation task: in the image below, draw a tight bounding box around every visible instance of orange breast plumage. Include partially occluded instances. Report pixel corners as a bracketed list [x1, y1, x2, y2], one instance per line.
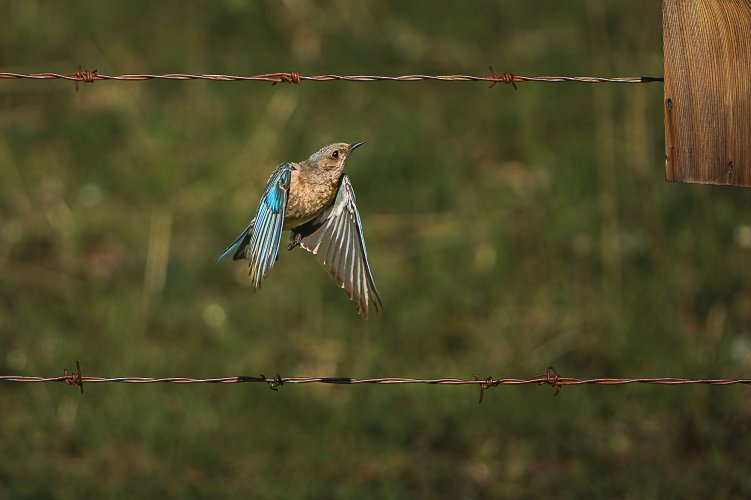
[283, 173, 340, 229]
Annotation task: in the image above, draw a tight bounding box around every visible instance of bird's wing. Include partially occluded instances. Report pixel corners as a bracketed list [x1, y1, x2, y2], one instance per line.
[216, 218, 255, 262]
[219, 163, 292, 289]
[296, 175, 383, 318]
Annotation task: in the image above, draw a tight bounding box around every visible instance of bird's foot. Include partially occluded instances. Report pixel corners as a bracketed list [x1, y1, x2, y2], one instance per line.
[288, 232, 302, 250]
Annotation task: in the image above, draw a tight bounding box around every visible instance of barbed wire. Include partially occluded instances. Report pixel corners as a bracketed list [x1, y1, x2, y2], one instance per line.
[0, 67, 664, 90]
[1, 363, 748, 403]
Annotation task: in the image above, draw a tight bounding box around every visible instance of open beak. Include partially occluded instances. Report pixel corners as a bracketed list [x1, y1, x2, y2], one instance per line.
[348, 141, 364, 153]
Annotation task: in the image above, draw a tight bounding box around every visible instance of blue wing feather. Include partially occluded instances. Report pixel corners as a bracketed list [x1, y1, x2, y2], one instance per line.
[216, 220, 253, 261]
[218, 163, 293, 289]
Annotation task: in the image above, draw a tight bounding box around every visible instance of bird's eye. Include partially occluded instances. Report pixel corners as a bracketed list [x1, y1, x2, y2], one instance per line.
[332, 150, 339, 159]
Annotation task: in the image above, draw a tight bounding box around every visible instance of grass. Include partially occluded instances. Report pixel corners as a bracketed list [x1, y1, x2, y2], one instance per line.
[1, 1, 750, 498]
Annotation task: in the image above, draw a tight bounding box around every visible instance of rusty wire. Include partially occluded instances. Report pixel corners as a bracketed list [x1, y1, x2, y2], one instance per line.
[1, 364, 748, 403]
[0, 67, 663, 88]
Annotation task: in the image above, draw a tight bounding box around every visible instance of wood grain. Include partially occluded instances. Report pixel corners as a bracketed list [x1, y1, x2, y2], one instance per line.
[663, 0, 751, 186]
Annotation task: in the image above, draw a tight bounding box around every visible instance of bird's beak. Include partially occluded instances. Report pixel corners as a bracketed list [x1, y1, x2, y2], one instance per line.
[348, 142, 364, 153]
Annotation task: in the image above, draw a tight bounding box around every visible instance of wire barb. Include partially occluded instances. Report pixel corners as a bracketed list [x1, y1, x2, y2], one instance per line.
[71, 66, 97, 92]
[63, 360, 84, 393]
[271, 72, 301, 85]
[546, 366, 562, 396]
[487, 66, 517, 90]
[262, 373, 284, 391]
[474, 374, 498, 404]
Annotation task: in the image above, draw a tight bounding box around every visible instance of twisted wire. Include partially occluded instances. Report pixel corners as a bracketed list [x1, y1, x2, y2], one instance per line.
[1, 363, 747, 403]
[0, 69, 663, 86]
[2, 375, 746, 385]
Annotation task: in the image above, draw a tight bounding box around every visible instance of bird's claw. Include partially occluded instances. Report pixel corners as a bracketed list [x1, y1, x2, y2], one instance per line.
[288, 232, 302, 250]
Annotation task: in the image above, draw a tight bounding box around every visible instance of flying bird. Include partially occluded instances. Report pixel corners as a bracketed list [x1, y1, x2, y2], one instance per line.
[218, 142, 382, 318]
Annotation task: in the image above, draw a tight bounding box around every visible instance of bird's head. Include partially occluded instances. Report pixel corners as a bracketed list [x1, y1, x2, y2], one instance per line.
[306, 142, 364, 173]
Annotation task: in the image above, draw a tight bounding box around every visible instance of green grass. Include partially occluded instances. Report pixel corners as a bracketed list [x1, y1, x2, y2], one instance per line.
[1, 1, 750, 498]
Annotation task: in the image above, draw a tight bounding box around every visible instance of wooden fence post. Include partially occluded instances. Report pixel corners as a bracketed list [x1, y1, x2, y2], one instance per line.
[663, 0, 751, 187]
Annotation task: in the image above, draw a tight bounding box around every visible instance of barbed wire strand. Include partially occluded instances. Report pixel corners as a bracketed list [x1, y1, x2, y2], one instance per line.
[0, 67, 664, 90]
[1, 364, 748, 403]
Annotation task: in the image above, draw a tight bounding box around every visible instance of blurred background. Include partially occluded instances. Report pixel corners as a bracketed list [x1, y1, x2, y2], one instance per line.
[1, 1, 750, 497]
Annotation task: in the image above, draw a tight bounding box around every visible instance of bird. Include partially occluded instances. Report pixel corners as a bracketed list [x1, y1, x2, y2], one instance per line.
[218, 142, 382, 318]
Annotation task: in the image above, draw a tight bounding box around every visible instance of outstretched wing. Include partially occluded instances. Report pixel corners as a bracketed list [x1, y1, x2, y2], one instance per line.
[216, 219, 255, 262]
[295, 175, 383, 318]
[218, 163, 293, 289]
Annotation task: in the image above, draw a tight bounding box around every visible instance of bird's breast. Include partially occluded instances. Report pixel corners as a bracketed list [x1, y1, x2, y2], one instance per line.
[284, 174, 339, 229]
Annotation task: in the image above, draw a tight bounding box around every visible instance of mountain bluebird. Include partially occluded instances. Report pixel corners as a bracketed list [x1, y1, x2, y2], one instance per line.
[218, 142, 382, 318]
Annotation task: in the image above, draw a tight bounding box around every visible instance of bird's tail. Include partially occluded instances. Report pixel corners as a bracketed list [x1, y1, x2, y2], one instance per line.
[216, 220, 254, 261]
